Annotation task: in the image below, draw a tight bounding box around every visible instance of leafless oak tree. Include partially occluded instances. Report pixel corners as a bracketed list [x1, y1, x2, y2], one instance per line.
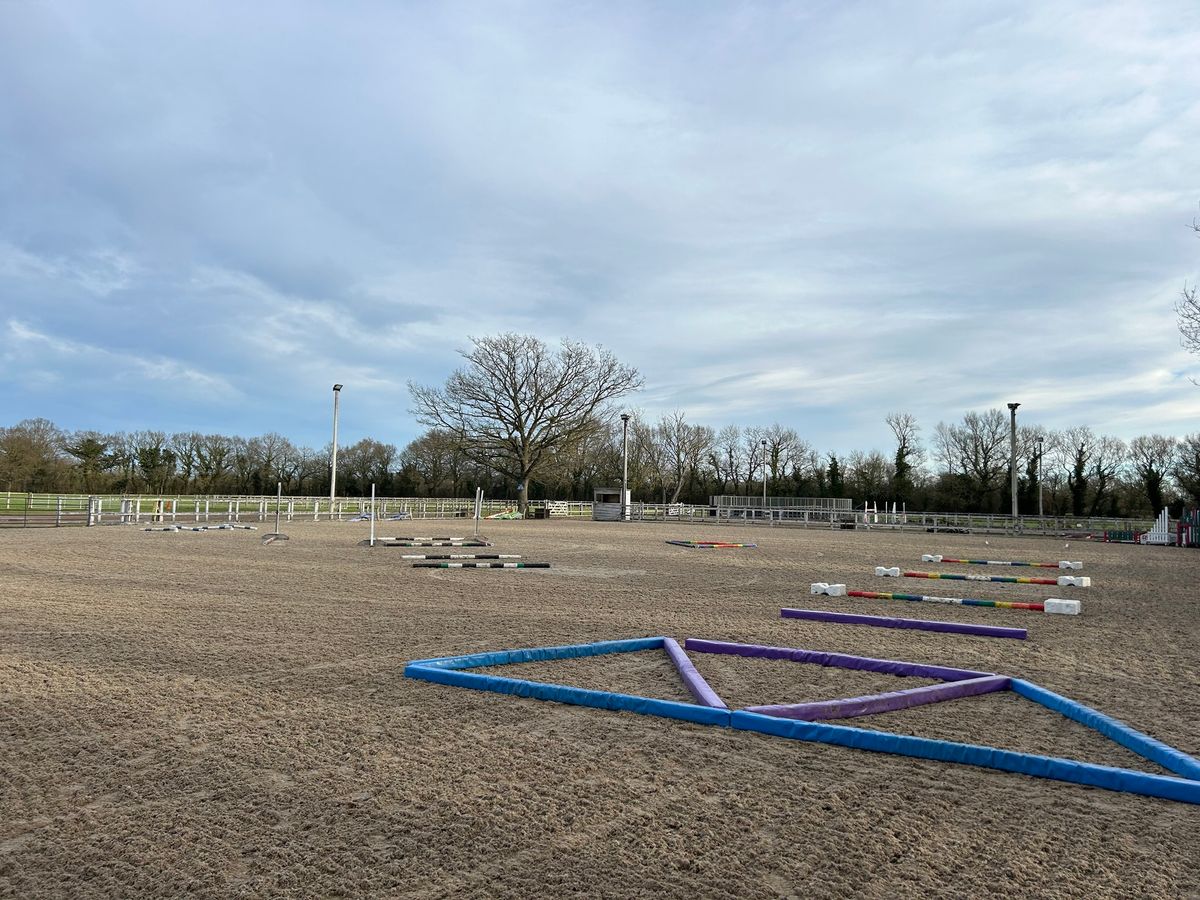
[409, 334, 642, 511]
[1179, 213, 1200, 359]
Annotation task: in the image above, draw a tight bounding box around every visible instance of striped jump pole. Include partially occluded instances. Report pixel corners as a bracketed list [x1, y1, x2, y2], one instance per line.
[413, 562, 550, 569]
[666, 540, 758, 548]
[400, 554, 522, 560]
[383, 541, 493, 548]
[381, 537, 467, 542]
[876, 568, 1090, 588]
[811, 583, 1080, 615]
[922, 554, 1082, 570]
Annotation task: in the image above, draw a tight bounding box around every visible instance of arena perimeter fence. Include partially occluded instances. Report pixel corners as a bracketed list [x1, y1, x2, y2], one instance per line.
[0, 491, 1167, 540]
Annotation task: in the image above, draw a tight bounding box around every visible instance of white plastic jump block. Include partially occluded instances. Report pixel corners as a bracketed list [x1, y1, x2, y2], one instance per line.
[1056, 576, 1090, 588]
[921, 554, 943, 563]
[876, 567, 901, 577]
[1044, 598, 1082, 615]
[810, 583, 848, 596]
[1059, 561, 1083, 569]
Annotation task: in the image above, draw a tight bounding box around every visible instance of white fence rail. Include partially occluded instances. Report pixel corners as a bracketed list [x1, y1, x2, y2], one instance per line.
[0, 491, 1171, 540]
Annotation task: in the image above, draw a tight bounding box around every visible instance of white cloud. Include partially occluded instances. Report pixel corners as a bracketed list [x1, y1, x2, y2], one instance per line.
[1, 0, 1199, 449]
[4, 320, 239, 398]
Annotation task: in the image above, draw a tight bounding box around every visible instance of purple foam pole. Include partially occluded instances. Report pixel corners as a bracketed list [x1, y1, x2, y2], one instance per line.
[744, 675, 1011, 721]
[662, 638, 728, 709]
[683, 639, 992, 681]
[781, 608, 1027, 640]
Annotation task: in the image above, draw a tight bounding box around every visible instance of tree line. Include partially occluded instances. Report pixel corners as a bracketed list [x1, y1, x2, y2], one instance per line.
[3, 408, 1198, 518]
[4, 332, 1198, 516]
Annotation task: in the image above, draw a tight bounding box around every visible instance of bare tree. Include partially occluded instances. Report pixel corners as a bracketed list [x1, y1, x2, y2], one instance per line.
[886, 412, 921, 503]
[846, 449, 891, 501]
[0, 418, 67, 492]
[134, 431, 176, 494]
[409, 334, 642, 511]
[933, 410, 1008, 509]
[169, 432, 203, 493]
[340, 438, 398, 494]
[1178, 212, 1200, 361]
[196, 434, 233, 492]
[1055, 427, 1094, 517]
[708, 425, 743, 495]
[656, 411, 714, 503]
[1088, 435, 1127, 516]
[1174, 433, 1200, 505]
[742, 427, 769, 498]
[761, 423, 800, 488]
[1129, 434, 1176, 513]
[630, 414, 666, 502]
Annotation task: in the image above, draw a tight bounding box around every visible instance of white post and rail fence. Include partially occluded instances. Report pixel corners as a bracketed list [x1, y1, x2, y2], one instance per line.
[0, 491, 1193, 545]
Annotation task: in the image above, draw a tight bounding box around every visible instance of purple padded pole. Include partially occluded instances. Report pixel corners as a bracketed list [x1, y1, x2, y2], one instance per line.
[781, 608, 1027, 640]
[663, 638, 728, 709]
[745, 675, 1011, 721]
[683, 639, 992, 682]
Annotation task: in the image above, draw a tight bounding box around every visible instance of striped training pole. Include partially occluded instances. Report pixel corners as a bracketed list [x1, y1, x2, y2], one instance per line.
[922, 554, 1082, 570]
[412, 562, 550, 569]
[810, 584, 1080, 615]
[400, 554, 522, 560]
[876, 568, 1090, 587]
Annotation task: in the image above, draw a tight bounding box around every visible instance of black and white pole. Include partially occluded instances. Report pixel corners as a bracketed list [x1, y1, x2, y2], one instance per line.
[620, 413, 630, 522]
[1037, 436, 1044, 519]
[761, 438, 768, 521]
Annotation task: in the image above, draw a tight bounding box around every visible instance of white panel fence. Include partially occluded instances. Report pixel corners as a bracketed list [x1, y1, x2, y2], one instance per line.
[0, 491, 1175, 540]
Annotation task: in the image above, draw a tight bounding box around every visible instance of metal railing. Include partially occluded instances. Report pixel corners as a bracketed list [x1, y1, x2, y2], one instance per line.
[711, 495, 853, 511]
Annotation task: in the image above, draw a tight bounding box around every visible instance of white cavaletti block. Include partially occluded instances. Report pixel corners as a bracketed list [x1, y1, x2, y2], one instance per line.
[875, 567, 901, 577]
[1044, 598, 1082, 615]
[1059, 561, 1083, 569]
[810, 583, 847, 596]
[1056, 576, 1090, 587]
[922, 554, 943, 563]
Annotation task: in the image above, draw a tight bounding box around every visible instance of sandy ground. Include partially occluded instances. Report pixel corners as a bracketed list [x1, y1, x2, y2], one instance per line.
[1, 519, 1198, 899]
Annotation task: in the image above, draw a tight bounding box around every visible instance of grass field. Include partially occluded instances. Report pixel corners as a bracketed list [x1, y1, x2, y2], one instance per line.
[2, 520, 1198, 898]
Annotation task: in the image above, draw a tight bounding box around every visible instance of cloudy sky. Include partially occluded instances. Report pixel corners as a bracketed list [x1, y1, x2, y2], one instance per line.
[2, 0, 1199, 454]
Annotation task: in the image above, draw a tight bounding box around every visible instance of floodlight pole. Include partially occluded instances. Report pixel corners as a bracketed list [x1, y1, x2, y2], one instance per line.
[330, 384, 343, 520]
[1007, 402, 1020, 527]
[761, 439, 768, 521]
[620, 413, 630, 522]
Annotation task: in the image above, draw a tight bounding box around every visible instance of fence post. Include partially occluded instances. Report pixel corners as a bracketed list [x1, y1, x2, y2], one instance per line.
[55, 496, 62, 527]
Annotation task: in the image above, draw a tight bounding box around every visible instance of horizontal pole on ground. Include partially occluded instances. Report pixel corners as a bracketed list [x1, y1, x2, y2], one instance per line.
[781, 607, 1027, 639]
[683, 638, 992, 681]
[745, 675, 1011, 721]
[412, 562, 550, 568]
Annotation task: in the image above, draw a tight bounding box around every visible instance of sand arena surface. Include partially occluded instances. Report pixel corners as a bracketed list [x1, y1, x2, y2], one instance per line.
[2, 519, 1199, 898]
